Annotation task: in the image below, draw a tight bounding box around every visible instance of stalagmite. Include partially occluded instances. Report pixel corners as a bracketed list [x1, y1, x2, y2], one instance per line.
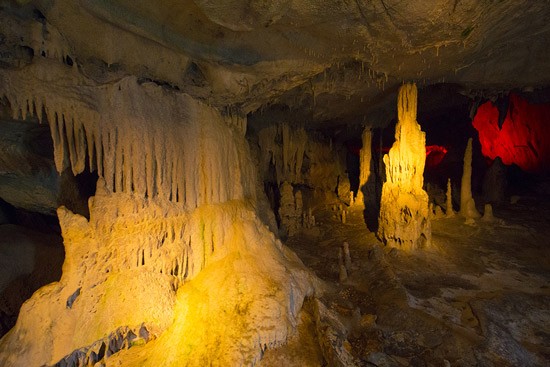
[446, 178, 455, 217]
[342, 242, 352, 272]
[342, 209, 347, 223]
[377, 84, 431, 250]
[337, 204, 347, 224]
[278, 182, 311, 236]
[356, 127, 373, 207]
[338, 248, 348, 282]
[302, 207, 316, 229]
[257, 123, 344, 192]
[481, 203, 495, 222]
[337, 177, 351, 205]
[459, 138, 481, 219]
[0, 60, 314, 367]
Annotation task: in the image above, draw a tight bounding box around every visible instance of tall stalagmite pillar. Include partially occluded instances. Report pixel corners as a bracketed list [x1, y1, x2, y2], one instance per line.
[459, 138, 481, 219]
[357, 127, 379, 231]
[446, 178, 455, 217]
[356, 127, 373, 206]
[377, 83, 431, 250]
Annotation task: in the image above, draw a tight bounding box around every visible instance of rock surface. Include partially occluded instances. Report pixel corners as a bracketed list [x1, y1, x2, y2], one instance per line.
[2, 1, 549, 126]
[0, 118, 83, 215]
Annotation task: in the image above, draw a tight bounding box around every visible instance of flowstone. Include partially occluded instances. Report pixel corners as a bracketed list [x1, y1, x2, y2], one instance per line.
[377, 84, 431, 250]
[0, 59, 316, 367]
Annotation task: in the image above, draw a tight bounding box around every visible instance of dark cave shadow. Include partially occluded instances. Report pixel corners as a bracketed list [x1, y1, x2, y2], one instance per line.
[362, 138, 384, 233]
[361, 172, 381, 233]
[0, 231, 64, 338]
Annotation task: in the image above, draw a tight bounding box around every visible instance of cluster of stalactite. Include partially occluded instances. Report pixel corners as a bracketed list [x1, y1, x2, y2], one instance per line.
[0, 61, 255, 210]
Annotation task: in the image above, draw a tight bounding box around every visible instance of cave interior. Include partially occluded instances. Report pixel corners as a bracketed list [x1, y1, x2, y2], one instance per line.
[0, 1, 549, 366]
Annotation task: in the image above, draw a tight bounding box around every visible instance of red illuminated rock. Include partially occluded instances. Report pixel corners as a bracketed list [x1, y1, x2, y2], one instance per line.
[473, 94, 550, 173]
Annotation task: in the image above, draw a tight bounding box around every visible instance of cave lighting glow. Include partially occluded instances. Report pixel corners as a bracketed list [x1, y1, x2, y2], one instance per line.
[472, 93, 550, 173]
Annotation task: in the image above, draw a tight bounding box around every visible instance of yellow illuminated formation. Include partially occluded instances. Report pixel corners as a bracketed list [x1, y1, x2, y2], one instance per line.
[378, 83, 431, 250]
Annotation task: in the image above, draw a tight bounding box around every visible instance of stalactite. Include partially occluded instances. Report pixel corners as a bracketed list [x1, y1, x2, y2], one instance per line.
[257, 122, 308, 185]
[0, 64, 255, 209]
[0, 57, 314, 367]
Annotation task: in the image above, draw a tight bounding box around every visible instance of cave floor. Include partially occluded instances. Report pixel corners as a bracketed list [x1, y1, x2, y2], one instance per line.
[263, 197, 550, 367]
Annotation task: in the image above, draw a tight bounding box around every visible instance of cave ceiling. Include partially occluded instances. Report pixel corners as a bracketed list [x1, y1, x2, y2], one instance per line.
[4, 0, 550, 127]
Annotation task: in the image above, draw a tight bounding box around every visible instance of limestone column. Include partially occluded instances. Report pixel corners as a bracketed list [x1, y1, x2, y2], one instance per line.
[446, 178, 455, 217]
[358, 127, 379, 231]
[356, 127, 373, 206]
[459, 138, 480, 219]
[377, 83, 431, 250]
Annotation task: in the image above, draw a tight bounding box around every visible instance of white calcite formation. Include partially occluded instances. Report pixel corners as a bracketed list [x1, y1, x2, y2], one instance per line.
[459, 138, 481, 219]
[0, 60, 254, 208]
[0, 58, 315, 367]
[377, 84, 431, 250]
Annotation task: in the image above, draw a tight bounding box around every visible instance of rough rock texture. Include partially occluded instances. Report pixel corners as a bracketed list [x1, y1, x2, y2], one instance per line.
[0, 1, 549, 366]
[3, 0, 547, 123]
[256, 122, 344, 191]
[0, 185, 315, 366]
[482, 157, 507, 204]
[279, 181, 301, 237]
[459, 138, 481, 219]
[284, 194, 550, 367]
[0, 117, 84, 215]
[378, 84, 431, 250]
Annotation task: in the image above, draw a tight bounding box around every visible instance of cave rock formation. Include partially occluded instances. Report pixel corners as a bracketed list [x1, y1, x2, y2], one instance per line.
[0, 59, 315, 367]
[377, 84, 431, 250]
